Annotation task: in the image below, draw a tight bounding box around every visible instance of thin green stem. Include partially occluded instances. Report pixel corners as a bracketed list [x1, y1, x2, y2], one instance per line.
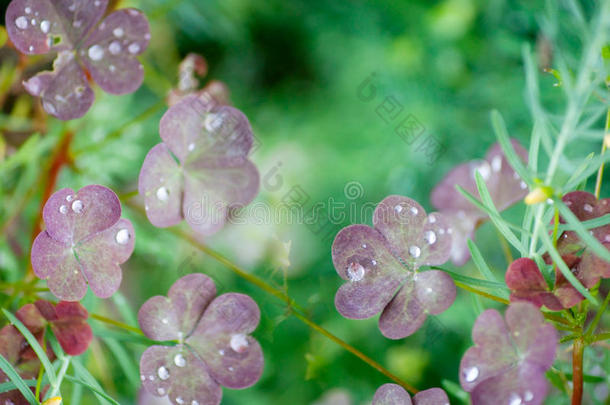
[90, 314, 144, 336]
[572, 337, 584, 405]
[47, 355, 71, 399]
[594, 108, 610, 199]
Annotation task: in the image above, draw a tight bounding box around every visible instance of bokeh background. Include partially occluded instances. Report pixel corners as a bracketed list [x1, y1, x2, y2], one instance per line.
[1, 0, 608, 404]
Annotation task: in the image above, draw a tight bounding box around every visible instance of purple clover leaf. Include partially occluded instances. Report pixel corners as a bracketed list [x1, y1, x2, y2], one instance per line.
[31, 185, 135, 301]
[431, 140, 528, 265]
[459, 302, 557, 405]
[6, 0, 150, 120]
[332, 195, 456, 339]
[553, 191, 610, 288]
[138, 274, 264, 405]
[138, 95, 260, 236]
[505, 257, 583, 310]
[372, 384, 449, 405]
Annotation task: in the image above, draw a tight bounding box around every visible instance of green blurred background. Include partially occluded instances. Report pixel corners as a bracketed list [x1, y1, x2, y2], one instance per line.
[1, 0, 608, 404]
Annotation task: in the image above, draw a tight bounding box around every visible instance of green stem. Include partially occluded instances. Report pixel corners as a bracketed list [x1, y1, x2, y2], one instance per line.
[572, 337, 584, 405]
[47, 355, 71, 399]
[89, 314, 144, 336]
[594, 108, 610, 199]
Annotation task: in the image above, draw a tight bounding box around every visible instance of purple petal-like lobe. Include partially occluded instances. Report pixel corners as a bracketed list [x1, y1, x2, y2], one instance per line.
[413, 388, 450, 405]
[76, 218, 135, 298]
[373, 195, 452, 267]
[182, 160, 260, 236]
[378, 271, 454, 339]
[332, 225, 408, 319]
[140, 345, 222, 405]
[23, 52, 94, 120]
[188, 293, 263, 389]
[460, 303, 558, 405]
[42, 185, 121, 244]
[372, 384, 412, 405]
[138, 274, 217, 342]
[6, 0, 108, 54]
[138, 143, 184, 228]
[31, 231, 88, 301]
[81, 9, 150, 94]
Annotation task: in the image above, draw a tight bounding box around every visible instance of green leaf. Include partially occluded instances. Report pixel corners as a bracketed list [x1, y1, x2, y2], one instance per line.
[565, 151, 610, 191]
[2, 309, 57, 387]
[467, 240, 498, 282]
[0, 354, 38, 404]
[71, 358, 115, 405]
[63, 375, 121, 405]
[554, 213, 610, 233]
[430, 267, 508, 290]
[472, 171, 525, 254]
[102, 338, 139, 388]
[441, 379, 470, 404]
[536, 217, 598, 305]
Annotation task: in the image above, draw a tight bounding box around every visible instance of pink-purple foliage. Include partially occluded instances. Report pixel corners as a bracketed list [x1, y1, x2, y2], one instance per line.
[332, 195, 456, 339]
[431, 140, 528, 265]
[31, 185, 135, 301]
[372, 384, 449, 405]
[459, 302, 557, 405]
[6, 0, 150, 120]
[138, 274, 264, 405]
[138, 95, 260, 236]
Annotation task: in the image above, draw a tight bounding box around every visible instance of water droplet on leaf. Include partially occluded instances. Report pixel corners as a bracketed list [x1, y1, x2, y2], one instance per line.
[157, 366, 170, 380]
[464, 366, 479, 382]
[230, 333, 249, 353]
[115, 229, 130, 245]
[424, 230, 437, 245]
[346, 262, 365, 281]
[156, 187, 169, 201]
[71, 200, 83, 213]
[88, 45, 104, 61]
[59, 205, 68, 214]
[15, 16, 28, 29]
[409, 245, 421, 258]
[174, 353, 186, 367]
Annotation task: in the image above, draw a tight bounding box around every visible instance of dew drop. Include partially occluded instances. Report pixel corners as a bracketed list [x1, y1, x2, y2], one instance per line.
[584, 203, 594, 213]
[523, 391, 533, 401]
[24, 7, 31, 14]
[157, 366, 170, 380]
[59, 205, 68, 214]
[491, 155, 502, 172]
[429, 215, 436, 223]
[71, 200, 83, 213]
[161, 318, 169, 324]
[140, 375, 145, 381]
[230, 333, 249, 353]
[156, 186, 169, 201]
[361, 243, 367, 248]
[519, 181, 527, 190]
[371, 259, 377, 266]
[128, 42, 141, 54]
[228, 366, 235, 372]
[157, 388, 165, 395]
[66, 195, 73, 202]
[425, 287, 433, 293]
[15, 16, 28, 29]
[346, 262, 365, 282]
[394, 204, 403, 213]
[113, 27, 124, 37]
[409, 245, 421, 258]
[109, 64, 116, 72]
[218, 349, 225, 356]
[508, 393, 522, 405]
[73, 20, 82, 28]
[28, 45, 34, 52]
[513, 171, 520, 180]
[174, 353, 186, 367]
[192, 401, 199, 405]
[40, 20, 50, 33]
[188, 143, 195, 151]
[176, 397, 185, 404]
[115, 228, 130, 245]
[204, 114, 223, 131]
[424, 230, 437, 245]
[88, 45, 104, 61]
[108, 40, 121, 55]
[464, 366, 479, 382]
[476, 163, 491, 180]
[409, 206, 418, 215]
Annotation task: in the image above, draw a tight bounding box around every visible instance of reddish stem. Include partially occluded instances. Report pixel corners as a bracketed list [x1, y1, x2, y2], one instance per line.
[572, 337, 584, 405]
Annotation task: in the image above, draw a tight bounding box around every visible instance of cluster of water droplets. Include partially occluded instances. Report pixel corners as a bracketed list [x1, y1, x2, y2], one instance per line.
[59, 195, 84, 215]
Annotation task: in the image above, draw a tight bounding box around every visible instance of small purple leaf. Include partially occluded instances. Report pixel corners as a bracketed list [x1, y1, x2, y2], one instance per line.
[460, 302, 557, 405]
[413, 388, 450, 405]
[139, 96, 260, 235]
[81, 8, 150, 94]
[372, 384, 412, 405]
[23, 52, 94, 120]
[332, 225, 408, 319]
[31, 185, 133, 301]
[138, 273, 217, 342]
[140, 345, 222, 405]
[187, 293, 263, 389]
